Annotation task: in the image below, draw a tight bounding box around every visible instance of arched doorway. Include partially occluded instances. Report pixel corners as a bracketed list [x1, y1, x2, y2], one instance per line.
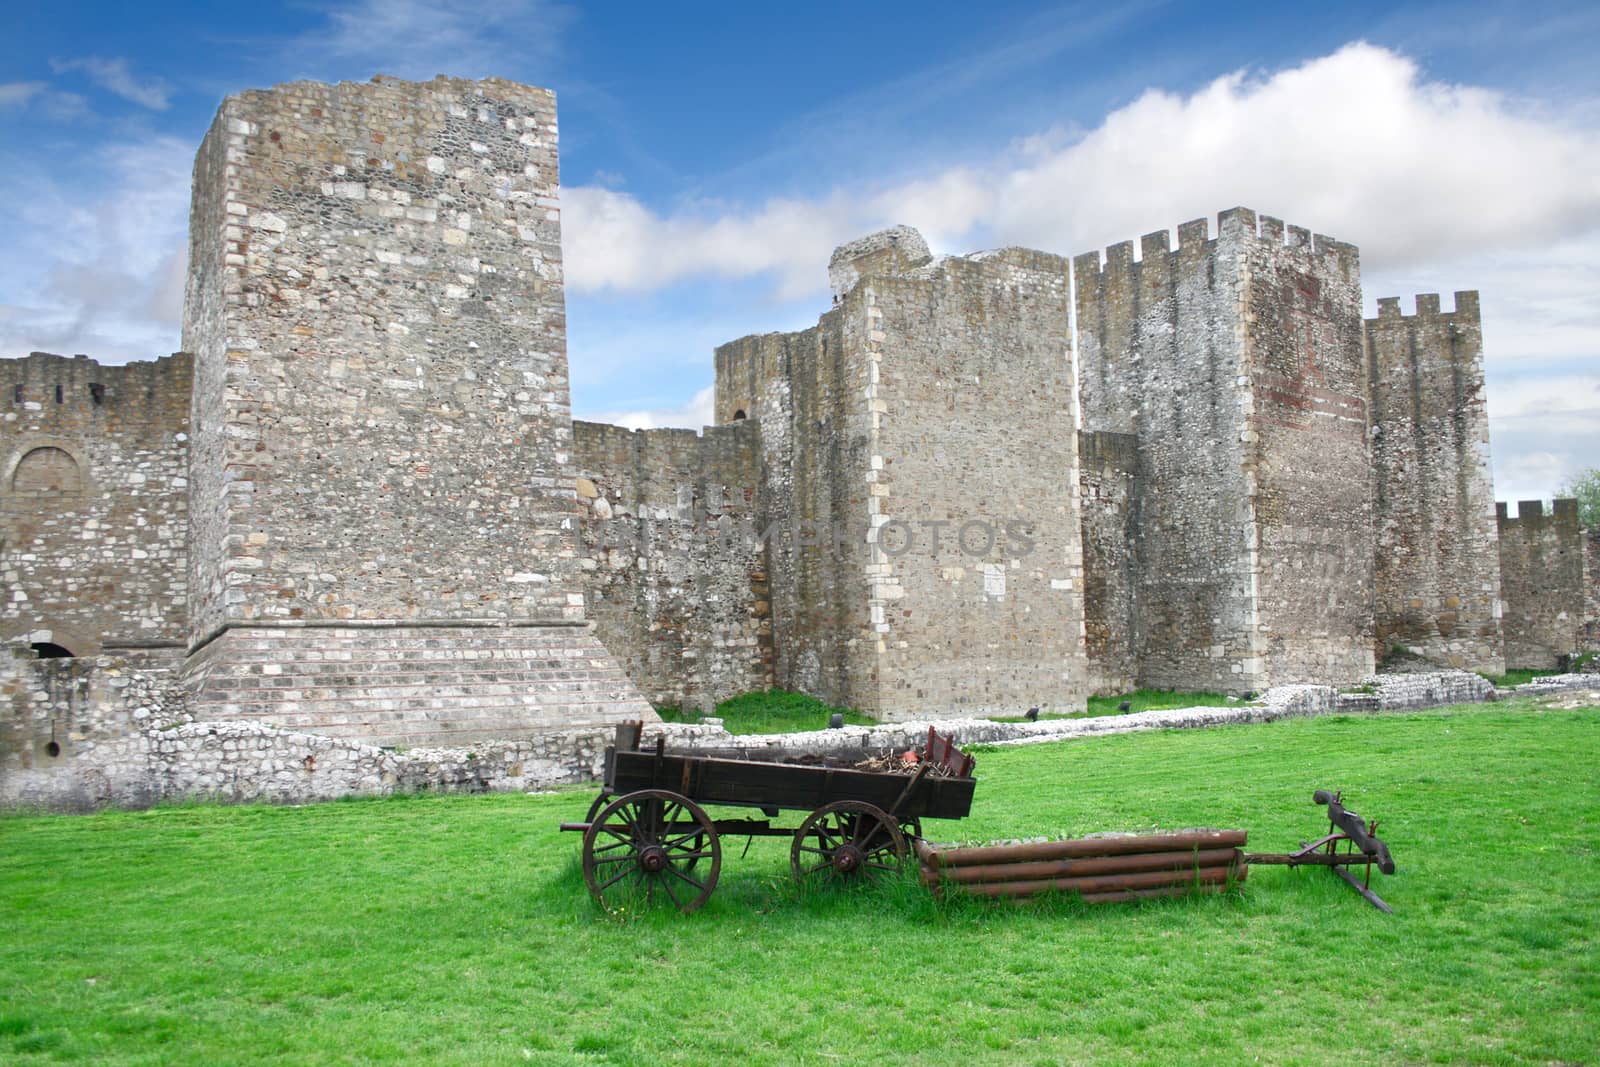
[30, 642, 75, 658]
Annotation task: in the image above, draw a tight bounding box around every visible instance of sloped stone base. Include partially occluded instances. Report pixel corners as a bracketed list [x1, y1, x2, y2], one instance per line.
[185, 624, 656, 747]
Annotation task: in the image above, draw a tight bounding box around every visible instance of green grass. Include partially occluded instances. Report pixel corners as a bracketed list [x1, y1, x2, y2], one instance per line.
[655, 688, 875, 734]
[3, 698, 1597, 1065]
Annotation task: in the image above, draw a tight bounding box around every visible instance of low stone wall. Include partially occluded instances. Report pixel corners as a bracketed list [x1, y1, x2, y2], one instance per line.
[0, 651, 1571, 813]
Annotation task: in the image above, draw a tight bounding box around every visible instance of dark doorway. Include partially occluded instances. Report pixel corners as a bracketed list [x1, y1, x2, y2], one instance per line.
[31, 642, 74, 658]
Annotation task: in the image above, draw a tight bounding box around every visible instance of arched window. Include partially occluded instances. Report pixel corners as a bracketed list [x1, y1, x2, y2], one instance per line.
[12, 446, 83, 494]
[30, 642, 74, 659]
[732, 409, 748, 421]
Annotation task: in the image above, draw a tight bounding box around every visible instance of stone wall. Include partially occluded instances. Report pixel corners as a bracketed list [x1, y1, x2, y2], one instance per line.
[1584, 529, 1600, 654]
[715, 315, 875, 710]
[572, 419, 772, 708]
[179, 74, 653, 737]
[1497, 499, 1584, 668]
[1366, 292, 1503, 671]
[1074, 208, 1374, 693]
[863, 246, 1089, 717]
[0, 352, 191, 655]
[1240, 213, 1374, 686]
[1078, 430, 1137, 695]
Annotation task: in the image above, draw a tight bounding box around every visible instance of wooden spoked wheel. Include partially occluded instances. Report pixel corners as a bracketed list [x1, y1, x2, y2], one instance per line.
[582, 789, 721, 913]
[791, 800, 908, 885]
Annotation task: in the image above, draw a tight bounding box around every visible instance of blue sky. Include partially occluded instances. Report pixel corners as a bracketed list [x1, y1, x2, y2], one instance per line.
[2, 0, 1597, 500]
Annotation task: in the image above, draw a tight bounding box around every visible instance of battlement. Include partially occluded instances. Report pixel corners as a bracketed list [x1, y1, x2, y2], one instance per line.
[1072, 206, 1359, 280]
[1371, 291, 1481, 322]
[3, 352, 193, 420]
[1497, 498, 1580, 525]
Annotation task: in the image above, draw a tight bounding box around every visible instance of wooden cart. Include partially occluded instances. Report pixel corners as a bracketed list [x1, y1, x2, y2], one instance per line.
[560, 723, 977, 912]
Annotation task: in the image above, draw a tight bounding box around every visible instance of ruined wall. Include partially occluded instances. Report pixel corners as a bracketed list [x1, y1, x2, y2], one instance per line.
[572, 419, 771, 708]
[180, 74, 652, 739]
[864, 246, 1089, 717]
[1497, 499, 1584, 668]
[0, 353, 191, 655]
[714, 314, 875, 709]
[1078, 430, 1137, 695]
[1074, 208, 1373, 692]
[1366, 292, 1503, 671]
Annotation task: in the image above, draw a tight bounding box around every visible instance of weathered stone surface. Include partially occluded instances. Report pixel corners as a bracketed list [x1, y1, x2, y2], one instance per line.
[572, 419, 770, 709]
[1076, 210, 1374, 692]
[179, 75, 652, 731]
[1367, 292, 1503, 672]
[1497, 499, 1584, 668]
[0, 353, 190, 656]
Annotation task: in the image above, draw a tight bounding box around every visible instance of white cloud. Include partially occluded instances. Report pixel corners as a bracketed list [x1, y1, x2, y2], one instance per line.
[563, 43, 1600, 296]
[49, 57, 172, 110]
[583, 386, 716, 432]
[296, 0, 572, 81]
[0, 137, 192, 362]
[0, 82, 46, 108]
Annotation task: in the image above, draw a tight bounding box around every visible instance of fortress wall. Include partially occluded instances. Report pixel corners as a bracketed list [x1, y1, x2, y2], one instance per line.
[0, 353, 191, 654]
[1497, 499, 1584, 668]
[1366, 292, 1503, 671]
[1078, 429, 1137, 695]
[715, 313, 880, 711]
[572, 419, 771, 709]
[1074, 215, 1258, 691]
[863, 247, 1088, 718]
[182, 76, 579, 636]
[1239, 212, 1375, 686]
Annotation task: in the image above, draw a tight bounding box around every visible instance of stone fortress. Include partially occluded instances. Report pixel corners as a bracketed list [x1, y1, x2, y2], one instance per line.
[3, 75, 1596, 806]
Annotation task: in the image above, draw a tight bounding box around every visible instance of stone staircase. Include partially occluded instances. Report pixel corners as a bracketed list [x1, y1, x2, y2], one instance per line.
[185, 624, 656, 747]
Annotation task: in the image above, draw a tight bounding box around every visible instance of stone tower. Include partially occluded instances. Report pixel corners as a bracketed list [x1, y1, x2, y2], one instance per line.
[181, 75, 652, 743]
[1075, 208, 1376, 691]
[715, 228, 1092, 719]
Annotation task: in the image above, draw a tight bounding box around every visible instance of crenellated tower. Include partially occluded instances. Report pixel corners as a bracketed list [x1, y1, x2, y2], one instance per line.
[1074, 208, 1375, 691]
[1365, 292, 1503, 672]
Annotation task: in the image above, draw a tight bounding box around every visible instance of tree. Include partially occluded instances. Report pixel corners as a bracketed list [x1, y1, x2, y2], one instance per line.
[1559, 467, 1600, 530]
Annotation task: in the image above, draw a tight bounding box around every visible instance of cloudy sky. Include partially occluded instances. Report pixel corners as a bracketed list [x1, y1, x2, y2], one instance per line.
[2, 0, 1596, 500]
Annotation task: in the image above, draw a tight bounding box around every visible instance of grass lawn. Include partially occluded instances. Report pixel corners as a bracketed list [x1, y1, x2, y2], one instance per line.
[2, 698, 1597, 1065]
[655, 689, 875, 733]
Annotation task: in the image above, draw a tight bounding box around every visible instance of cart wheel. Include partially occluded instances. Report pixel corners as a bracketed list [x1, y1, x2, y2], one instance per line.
[583, 792, 611, 824]
[791, 800, 907, 885]
[582, 789, 721, 913]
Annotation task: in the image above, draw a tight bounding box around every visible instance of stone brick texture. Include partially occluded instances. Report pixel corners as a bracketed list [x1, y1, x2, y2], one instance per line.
[572, 419, 771, 709]
[1077, 430, 1138, 694]
[176, 75, 653, 735]
[1497, 499, 1584, 668]
[1366, 293, 1503, 671]
[1076, 210, 1374, 692]
[0, 352, 190, 655]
